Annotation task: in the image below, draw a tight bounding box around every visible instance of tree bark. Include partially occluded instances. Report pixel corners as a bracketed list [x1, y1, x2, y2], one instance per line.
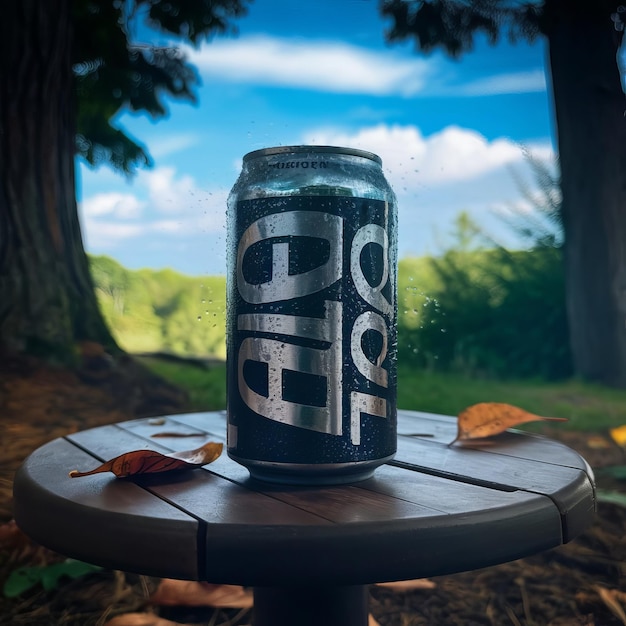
[0, 0, 118, 360]
[545, 0, 626, 387]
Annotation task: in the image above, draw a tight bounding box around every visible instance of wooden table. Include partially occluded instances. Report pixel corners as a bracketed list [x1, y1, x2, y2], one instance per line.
[13, 410, 596, 626]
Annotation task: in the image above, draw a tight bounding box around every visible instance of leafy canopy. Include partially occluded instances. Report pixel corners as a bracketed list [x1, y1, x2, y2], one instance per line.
[380, 0, 543, 56]
[380, 0, 624, 56]
[73, 0, 251, 174]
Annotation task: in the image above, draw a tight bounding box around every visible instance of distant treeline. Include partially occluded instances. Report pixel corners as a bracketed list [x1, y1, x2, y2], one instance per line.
[90, 255, 227, 360]
[90, 225, 570, 381]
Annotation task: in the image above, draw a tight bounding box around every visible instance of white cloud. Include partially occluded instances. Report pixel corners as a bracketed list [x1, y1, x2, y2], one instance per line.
[149, 133, 201, 158]
[80, 166, 228, 251]
[182, 36, 546, 98]
[80, 220, 146, 246]
[184, 36, 432, 96]
[303, 124, 549, 189]
[81, 192, 145, 219]
[143, 166, 198, 213]
[458, 70, 547, 96]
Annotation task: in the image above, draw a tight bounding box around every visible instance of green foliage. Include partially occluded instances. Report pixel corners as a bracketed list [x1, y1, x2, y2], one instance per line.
[3, 560, 102, 598]
[89, 255, 226, 358]
[73, 0, 251, 174]
[146, 359, 626, 432]
[396, 211, 571, 380]
[381, 0, 543, 58]
[139, 357, 226, 410]
[396, 367, 626, 431]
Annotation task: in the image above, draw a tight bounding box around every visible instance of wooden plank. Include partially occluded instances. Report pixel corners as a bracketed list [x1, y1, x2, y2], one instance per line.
[397, 410, 593, 473]
[72, 424, 450, 524]
[198, 485, 562, 586]
[13, 438, 199, 579]
[114, 420, 539, 520]
[394, 433, 586, 495]
[126, 411, 595, 529]
[114, 415, 592, 535]
[68, 426, 332, 527]
[15, 413, 594, 588]
[109, 418, 569, 586]
[393, 434, 595, 541]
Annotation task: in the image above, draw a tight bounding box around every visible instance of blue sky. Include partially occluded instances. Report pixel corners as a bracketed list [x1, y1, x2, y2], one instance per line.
[76, 0, 554, 276]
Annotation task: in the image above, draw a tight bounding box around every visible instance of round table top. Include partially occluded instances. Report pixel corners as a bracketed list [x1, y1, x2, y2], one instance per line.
[13, 410, 596, 587]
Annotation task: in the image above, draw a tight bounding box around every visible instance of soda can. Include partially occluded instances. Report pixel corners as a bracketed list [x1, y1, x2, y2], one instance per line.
[226, 145, 397, 484]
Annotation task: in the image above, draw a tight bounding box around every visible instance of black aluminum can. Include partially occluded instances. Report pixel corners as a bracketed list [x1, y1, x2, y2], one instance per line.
[226, 145, 397, 484]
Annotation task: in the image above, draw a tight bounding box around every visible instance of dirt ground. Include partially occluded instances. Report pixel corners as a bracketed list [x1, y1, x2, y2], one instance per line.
[1, 354, 626, 626]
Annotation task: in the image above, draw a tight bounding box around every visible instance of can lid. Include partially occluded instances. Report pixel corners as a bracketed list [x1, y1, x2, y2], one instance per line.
[243, 145, 382, 165]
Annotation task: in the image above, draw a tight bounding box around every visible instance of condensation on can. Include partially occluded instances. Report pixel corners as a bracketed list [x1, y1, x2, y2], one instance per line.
[226, 145, 398, 484]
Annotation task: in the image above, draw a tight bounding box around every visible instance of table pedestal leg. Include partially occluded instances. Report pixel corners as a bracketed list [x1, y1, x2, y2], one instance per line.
[253, 585, 369, 626]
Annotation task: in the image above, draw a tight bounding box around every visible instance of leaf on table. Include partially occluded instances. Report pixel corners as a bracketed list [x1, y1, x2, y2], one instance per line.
[69, 442, 223, 478]
[452, 402, 568, 444]
[151, 579, 253, 608]
[147, 417, 167, 426]
[150, 432, 204, 438]
[375, 579, 436, 591]
[3, 559, 102, 597]
[104, 613, 184, 626]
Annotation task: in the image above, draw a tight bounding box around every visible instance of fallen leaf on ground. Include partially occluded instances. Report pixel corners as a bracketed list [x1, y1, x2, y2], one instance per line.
[452, 402, 567, 444]
[610, 425, 626, 447]
[105, 613, 183, 626]
[376, 579, 436, 591]
[151, 580, 253, 608]
[586, 435, 614, 449]
[69, 442, 223, 478]
[0, 520, 27, 549]
[595, 586, 626, 625]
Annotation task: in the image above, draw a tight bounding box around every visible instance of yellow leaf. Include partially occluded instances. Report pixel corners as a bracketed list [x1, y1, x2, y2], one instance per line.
[69, 442, 223, 478]
[453, 402, 567, 444]
[610, 425, 626, 447]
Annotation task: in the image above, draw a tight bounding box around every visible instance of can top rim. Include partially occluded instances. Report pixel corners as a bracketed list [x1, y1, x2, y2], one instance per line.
[243, 145, 382, 165]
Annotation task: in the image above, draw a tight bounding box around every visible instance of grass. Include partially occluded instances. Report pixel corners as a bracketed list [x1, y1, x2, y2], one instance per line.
[396, 366, 626, 431]
[140, 356, 227, 411]
[142, 357, 626, 432]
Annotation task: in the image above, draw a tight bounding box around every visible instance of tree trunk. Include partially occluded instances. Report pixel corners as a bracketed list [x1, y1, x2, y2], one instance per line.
[545, 0, 626, 387]
[0, 0, 118, 361]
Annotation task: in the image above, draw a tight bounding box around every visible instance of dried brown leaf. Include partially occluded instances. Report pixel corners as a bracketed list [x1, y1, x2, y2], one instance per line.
[104, 613, 183, 626]
[375, 578, 436, 591]
[595, 586, 626, 625]
[369, 614, 382, 626]
[0, 519, 26, 549]
[69, 442, 223, 478]
[453, 402, 567, 443]
[151, 580, 253, 609]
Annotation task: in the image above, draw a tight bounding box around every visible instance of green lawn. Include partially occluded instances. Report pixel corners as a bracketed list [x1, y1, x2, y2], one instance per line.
[143, 358, 626, 432]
